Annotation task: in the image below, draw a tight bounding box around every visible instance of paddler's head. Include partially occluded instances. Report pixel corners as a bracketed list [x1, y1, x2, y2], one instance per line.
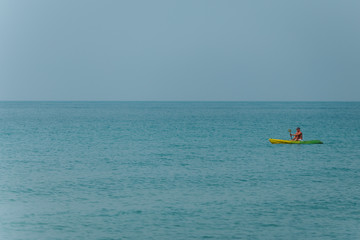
[296, 127, 300, 132]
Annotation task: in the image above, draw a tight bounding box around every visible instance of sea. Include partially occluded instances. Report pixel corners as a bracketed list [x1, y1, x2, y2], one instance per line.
[0, 101, 359, 240]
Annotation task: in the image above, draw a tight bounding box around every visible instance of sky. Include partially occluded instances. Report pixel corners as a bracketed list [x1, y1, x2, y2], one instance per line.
[1, 0, 359, 101]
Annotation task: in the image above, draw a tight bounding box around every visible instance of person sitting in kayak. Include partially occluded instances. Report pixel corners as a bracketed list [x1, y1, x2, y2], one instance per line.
[291, 127, 303, 141]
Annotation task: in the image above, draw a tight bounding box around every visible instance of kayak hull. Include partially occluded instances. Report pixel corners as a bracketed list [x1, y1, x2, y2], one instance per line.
[269, 139, 323, 144]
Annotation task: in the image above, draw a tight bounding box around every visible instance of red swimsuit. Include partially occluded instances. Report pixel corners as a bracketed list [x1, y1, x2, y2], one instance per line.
[294, 131, 303, 141]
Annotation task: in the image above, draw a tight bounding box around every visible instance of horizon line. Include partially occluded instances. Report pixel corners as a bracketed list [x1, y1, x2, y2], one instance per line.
[0, 100, 359, 102]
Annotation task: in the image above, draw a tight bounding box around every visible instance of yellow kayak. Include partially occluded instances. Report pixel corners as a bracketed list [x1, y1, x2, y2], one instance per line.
[269, 139, 323, 144]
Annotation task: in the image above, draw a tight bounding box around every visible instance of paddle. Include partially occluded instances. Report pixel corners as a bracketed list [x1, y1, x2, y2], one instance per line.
[288, 129, 292, 140]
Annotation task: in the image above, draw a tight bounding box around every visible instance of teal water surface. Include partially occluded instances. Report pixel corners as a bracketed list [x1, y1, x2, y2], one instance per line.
[0, 102, 359, 239]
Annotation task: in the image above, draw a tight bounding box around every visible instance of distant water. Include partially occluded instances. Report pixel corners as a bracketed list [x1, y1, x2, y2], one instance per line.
[0, 102, 359, 240]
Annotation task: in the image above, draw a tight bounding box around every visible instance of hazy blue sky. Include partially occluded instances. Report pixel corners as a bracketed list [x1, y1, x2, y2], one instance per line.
[1, 0, 359, 101]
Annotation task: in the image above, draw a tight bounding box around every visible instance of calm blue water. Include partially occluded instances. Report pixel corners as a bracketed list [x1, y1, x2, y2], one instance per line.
[0, 102, 359, 239]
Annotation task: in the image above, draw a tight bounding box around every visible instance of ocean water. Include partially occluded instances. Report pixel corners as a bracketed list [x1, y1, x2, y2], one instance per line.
[0, 101, 359, 240]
